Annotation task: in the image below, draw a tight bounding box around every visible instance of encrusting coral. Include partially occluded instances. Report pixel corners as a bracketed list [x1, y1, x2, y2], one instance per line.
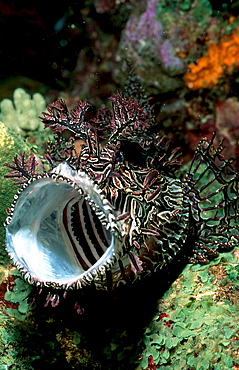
[114, 0, 186, 95]
[138, 247, 239, 369]
[0, 121, 30, 263]
[185, 27, 239, 90]
[0, 88, 46, 136]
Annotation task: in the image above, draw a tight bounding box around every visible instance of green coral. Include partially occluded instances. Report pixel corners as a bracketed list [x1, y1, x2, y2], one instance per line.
[139, 249, 239, 369]
[0, 121, 30, 264]
[156, 0, 212, 24]
[4, 270, 32, 321]
[190, 0, 212, 23]
[0, 88, 46, 136]
[0, 304, 65, 369]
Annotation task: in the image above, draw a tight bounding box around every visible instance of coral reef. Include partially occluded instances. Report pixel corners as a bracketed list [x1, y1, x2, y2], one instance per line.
[4, 270, 32, 321]
[138, 247, 239, 369]
[114, 0, 220, 95]
[2, 70, 239, 369]
[4, 80, 239, 302]
[215, 98, 239, 159]
[114, 0, 186, 95]
[71, 27, 119, 105]
[156, 0, 213, 61]
[93, 0, 126, 13]
[0, 121, 30, 263]
[68, 1, 132, 106]
[0, 88, 46, 136]
[157, 0, 212, 24]
[2, 247, 239, 369]
[185, 27, 239, 90]
[2, 2, 239, 369]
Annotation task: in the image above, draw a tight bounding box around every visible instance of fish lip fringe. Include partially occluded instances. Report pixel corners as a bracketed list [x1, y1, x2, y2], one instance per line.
[5, 162, 124, 291]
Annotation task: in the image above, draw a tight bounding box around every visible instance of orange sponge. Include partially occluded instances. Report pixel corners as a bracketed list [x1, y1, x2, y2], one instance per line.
[185, 29, 239, 90]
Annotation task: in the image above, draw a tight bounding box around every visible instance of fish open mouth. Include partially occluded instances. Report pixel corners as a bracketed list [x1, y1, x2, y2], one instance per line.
[5, 163, 123, 290]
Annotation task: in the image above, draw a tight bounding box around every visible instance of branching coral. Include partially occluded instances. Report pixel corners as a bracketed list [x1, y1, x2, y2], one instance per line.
[0, 88, 46, 136]
[185, 28, 239, 90]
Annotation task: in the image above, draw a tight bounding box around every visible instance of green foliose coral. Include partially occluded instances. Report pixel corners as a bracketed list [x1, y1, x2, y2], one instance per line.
[139, 249, 239, 369]
[0, 121, 30, 264]
[4, 270, 32, 321]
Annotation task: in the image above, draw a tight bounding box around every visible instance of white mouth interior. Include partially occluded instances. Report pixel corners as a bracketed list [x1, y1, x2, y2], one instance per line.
[6, 177, 117, 287]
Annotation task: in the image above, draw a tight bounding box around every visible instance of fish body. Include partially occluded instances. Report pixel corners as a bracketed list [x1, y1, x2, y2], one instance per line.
[4, 86, 239, 300]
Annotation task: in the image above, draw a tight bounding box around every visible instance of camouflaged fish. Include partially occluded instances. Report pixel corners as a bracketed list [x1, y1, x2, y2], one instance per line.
[4, 76, 239, 306]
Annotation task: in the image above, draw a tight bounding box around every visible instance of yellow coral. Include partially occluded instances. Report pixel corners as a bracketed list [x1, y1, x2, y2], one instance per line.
[185, 29, 239, 90]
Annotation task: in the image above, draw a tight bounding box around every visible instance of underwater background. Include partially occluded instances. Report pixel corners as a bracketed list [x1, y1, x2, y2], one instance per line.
[1, 0, 239, 369]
